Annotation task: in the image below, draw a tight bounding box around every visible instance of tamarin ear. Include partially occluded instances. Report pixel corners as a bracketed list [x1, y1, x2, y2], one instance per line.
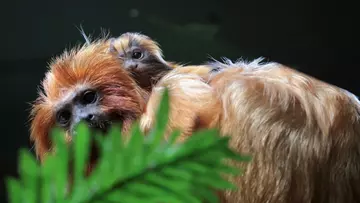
[108, 38, 118, 54]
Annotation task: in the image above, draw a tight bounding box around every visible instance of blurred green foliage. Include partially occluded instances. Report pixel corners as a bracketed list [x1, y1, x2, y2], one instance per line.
[6, 89, 251, 203]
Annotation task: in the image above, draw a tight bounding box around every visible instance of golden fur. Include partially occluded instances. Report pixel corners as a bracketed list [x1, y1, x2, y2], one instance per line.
[141, 58, 360, 202]
[140, 64, 220, 140]
[30, 36, 360, 202]
[30, 39, 148, 162]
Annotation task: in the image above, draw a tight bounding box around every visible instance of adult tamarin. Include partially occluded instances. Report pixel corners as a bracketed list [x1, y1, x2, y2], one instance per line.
[29, 32, 213, 161]
[29, 39, 149, 162]
[30, 37, 360, 202]
[140, 58, 360, 202]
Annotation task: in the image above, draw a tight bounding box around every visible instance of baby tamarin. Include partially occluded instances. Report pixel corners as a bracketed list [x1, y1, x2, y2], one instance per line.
[107, 32, 174, 92]
[107, 32, 214, 92]
[30, 36, 360, 203]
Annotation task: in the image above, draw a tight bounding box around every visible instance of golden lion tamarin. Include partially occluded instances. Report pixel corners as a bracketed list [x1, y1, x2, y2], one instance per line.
[107, 32, 214, 91]
[107, 32, 175, 91]
[29, 32, 213, 161]
[29, 39, 149, 162]
[30, 35, 360, 202]
[140, 58, 360, 202]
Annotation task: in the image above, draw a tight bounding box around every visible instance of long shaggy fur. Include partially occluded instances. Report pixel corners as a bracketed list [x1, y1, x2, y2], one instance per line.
[141, 58, 360, 203]
[140, 65, 220, 140]
[30, 39, 148, 161]
[30, 36, 360, 202]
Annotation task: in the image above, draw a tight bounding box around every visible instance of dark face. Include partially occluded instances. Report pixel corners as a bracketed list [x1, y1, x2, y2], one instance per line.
[109, 39, 172, 91]
[115, 44, 165, 74]
[119, 46, 145, 71]
[55, 87, 111, 135]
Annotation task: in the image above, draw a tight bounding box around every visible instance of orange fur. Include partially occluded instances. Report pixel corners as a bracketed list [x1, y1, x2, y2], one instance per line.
[140, 65, 220, 141]
[30, 36, 360, 202]
[141, 58, 360, 202]
[30, 39, 148, 162]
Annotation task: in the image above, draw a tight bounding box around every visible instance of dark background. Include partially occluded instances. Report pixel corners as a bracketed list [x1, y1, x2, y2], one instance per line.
[1, 0, 358, 202]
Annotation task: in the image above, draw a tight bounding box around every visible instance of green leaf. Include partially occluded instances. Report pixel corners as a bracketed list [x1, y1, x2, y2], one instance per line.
[18, 149, 39, 176]
[73, 122, 91, 186]
[215, 137, 252, 163]
[144, 172, 191, 191]
[40, 156, 56, 203]
[108, 124, 123, 178]
[193, 171, 237, 190]
[7, 85, 251, 203]
[185, 129, 220, 149]
[162, 166, 193, 181]
[104, 189, 145, 202]
[125, 122, 145, 176]
[93, 131, 105, 147]
[180, 161, 211, 174]
[122, 182, 186, 203]
[18, 149, 39, 203]
[167, 129, 181, 146]
[93, 134, 113, 187]
[6, 177, 22, 203]
[51, 128, 69, 201]
[146, 196, 184, 203]
[125, 182, 169, 197]
[191, 184, 219, 203]
[170, 129, 220, 159]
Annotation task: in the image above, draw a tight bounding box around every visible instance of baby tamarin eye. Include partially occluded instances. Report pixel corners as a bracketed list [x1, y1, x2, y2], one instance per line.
[131, 48, 143, 59]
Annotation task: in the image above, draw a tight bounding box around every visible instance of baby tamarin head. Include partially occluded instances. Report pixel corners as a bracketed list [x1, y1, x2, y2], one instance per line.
[108, 32, 174, 91]
[30, 39, 147, 162]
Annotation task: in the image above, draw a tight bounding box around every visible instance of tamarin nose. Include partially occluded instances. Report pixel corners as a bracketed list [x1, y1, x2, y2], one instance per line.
[85, 114, 95, 122]
[129, 64, 138, 71]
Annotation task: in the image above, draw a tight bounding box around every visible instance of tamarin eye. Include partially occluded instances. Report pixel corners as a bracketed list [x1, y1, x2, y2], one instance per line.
[56, 110, 71, 126]
[80, 90, 98, 105]
[131, 49, 143, 59]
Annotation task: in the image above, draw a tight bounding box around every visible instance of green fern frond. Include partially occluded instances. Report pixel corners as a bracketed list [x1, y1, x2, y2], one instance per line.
[6, 88, 251, 203]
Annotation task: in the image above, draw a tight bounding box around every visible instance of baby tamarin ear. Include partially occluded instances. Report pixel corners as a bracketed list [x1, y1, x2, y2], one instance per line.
[108, 32, 176, 92]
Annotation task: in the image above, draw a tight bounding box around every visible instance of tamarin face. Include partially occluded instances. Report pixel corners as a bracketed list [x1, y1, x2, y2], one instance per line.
[108, 32, 173, 91]
[55, 87, 109, 135]
[30, 39, 147, 161]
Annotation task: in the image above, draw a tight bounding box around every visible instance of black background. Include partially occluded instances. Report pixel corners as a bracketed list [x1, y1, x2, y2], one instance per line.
[1, 0, 358, 202]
